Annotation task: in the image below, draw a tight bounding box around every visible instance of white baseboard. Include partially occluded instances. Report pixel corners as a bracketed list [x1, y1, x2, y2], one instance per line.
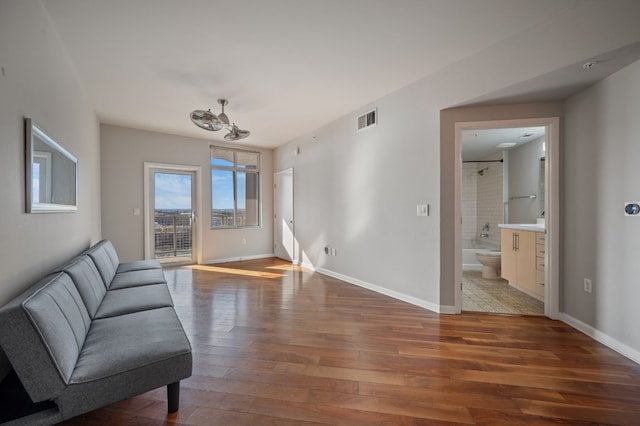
[316, 267, 451, 314]
[201, 253, 275, 265]
[560, 313, 640, 365]
[300, 261, 315, 270]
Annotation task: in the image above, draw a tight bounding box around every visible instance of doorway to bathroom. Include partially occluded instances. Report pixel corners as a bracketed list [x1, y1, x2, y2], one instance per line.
[455, 118, 559, 317]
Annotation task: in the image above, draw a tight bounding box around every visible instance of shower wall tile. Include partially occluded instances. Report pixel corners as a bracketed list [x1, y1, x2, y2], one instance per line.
[462, 164, 477, 247]
[476, 161, 503, 247]
[462, 160, 503, 248]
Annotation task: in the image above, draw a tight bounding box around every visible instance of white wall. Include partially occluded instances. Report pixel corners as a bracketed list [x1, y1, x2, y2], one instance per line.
[0, 0, 101, 304]
[100, 125, 273, 263]
[276, 2, 640, 313]
[0, 0, 101, 374]
[275, 88, 442, 308]
[563, 59, 640, 356]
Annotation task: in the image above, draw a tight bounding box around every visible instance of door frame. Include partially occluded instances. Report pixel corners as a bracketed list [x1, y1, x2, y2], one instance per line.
[273, 168, 297, 263]
[454, 117, 560, 319]
[143, 162, 201, 264]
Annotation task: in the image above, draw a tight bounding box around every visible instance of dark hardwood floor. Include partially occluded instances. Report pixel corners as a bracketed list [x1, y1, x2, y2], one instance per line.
[63, 258, 640, 425]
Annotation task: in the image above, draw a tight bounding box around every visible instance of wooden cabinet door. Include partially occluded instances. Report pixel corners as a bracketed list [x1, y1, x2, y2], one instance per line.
[517, 230, 536, 292]
[501, 229, 517, 282]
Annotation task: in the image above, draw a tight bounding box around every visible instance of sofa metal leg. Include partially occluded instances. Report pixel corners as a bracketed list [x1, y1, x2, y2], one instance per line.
[167, 381, 180, 413]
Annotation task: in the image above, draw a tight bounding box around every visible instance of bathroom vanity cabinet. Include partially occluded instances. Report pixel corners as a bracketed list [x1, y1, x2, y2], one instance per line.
[500, 225, 545, 301]
[535, 232, 545, 299]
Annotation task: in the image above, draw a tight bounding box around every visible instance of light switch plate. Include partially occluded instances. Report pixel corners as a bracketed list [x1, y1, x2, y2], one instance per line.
[417, 204, 429, 216]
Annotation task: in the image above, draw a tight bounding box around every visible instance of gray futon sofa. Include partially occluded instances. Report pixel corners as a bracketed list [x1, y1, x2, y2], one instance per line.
[0, 240, 192, 425]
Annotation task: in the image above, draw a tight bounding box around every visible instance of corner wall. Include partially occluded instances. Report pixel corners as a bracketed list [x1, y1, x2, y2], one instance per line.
[100, 125, 273, 263]
[563, 59, 640, 359]
[0, 1, 101, 375]
[274, 0, 640, 313]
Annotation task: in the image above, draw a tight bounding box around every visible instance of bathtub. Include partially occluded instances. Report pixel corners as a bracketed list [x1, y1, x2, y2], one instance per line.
[463, 242, 500, 271]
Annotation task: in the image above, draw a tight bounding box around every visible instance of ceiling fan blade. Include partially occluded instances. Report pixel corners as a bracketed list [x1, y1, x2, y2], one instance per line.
[224, 123, 250, 141]
[190, 109, 223, 131]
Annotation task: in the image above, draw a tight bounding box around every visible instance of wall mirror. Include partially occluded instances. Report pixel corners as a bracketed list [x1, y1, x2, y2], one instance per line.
[26, 118, 78, 213]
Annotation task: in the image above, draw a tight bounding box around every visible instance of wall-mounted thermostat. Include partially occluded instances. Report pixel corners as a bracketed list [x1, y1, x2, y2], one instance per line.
[624, 202, 640, 216]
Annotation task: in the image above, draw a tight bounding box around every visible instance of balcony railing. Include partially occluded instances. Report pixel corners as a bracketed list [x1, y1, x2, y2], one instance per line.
[211, 209, 250, 227]
[154, 214, 192, 259]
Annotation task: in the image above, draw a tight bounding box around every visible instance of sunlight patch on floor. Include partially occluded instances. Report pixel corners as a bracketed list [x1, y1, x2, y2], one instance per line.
[187, 264, 284, 279]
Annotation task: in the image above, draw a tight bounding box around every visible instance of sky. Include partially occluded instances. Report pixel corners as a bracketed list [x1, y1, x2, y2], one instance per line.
[154, 172, 193, 210]
[155, 170, 248, 211]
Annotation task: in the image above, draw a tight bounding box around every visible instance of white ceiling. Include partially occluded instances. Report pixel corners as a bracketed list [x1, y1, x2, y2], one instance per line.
[461, 127, 545, 161]
[41, 0, 640, 149]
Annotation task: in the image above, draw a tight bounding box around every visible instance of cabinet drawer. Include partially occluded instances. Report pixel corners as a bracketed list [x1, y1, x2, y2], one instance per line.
[536, 256, 545, 271]
[536, 232, 545, 245]
[536, 244, 545, 257]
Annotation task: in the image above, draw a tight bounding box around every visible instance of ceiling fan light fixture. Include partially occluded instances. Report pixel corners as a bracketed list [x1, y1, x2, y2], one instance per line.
[190, 99, 249, 140]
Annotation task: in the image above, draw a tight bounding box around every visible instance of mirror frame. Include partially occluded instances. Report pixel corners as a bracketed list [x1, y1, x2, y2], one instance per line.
[25, 118, 78, 213]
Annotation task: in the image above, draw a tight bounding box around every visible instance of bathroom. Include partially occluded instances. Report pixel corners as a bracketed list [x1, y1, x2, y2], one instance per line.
[461, 127, 546, 315]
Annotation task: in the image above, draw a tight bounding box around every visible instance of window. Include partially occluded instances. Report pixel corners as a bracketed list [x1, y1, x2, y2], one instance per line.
[211, 146, 260, 228]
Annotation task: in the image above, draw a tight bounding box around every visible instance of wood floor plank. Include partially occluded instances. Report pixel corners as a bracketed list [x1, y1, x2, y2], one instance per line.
[357, 381, 531, 412]
[182, 375, 310, 403]
[248, 397, 419, 426]
[515, 398, 640, 425]
[306, 389, 476, 424]
[186, 406, 326, 426]
[57, 258, 640, 425]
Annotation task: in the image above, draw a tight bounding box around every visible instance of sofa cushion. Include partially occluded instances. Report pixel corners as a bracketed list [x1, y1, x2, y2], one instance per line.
[109, 268, 166, 290]
[63, 256, 107, 318]
[22, 273, 92, 385]
[117, 259, 162, 273]
[94, 284, 174, 319]
[0, 273, 87, 402]
[71, 307, 191, 384]
[86, 240, 119, 286]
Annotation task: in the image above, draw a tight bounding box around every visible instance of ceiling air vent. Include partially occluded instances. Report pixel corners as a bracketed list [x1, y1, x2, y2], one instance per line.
[357, 108, 377, 131]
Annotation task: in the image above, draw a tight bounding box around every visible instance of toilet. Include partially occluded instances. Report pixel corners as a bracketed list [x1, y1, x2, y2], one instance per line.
[475, 250, 502, 279]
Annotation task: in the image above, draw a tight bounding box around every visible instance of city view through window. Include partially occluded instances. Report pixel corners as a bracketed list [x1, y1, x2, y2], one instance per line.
[154, 172, 193, 260]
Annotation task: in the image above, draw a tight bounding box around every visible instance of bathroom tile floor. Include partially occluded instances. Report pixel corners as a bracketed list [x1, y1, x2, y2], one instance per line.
[462, 270, 544, 315]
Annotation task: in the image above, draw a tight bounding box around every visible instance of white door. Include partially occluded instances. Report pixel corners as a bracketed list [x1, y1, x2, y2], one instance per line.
[144, 163, 200, 265]
[274, 169, 295, 262]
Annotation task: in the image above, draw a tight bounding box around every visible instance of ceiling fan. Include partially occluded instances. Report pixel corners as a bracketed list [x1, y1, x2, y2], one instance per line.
[190, 99, 250, 141]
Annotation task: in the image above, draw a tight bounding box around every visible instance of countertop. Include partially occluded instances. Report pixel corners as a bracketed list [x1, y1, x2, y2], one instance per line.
[498, 223, 545, 232]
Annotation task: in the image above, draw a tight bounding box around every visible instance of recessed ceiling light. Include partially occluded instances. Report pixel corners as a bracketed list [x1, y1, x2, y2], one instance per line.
[496, 142, 517, 148]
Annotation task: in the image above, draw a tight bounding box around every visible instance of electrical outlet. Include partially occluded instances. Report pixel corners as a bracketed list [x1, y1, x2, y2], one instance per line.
[417, 204, 429, 216]
[584, 278, 592, 293]
[241, 238, 247, 245]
